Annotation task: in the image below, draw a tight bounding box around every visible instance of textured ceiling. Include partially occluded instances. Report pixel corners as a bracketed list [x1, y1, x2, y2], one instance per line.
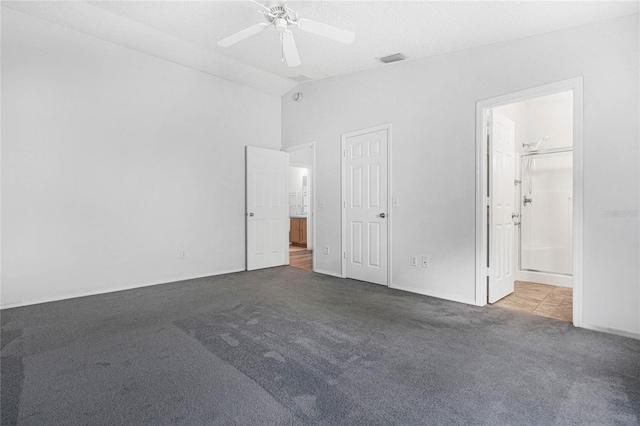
[3, 1, 638, 95]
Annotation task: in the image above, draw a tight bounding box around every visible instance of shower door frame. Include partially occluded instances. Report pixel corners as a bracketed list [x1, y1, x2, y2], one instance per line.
[474, 77, 584, 327]
[518, 148, 574, 279]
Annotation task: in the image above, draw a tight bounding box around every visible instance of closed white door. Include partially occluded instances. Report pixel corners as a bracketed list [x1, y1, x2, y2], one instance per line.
[344, 127, 389, 285]
[488, 110, 516, 303]
[246, 146, 288, 271]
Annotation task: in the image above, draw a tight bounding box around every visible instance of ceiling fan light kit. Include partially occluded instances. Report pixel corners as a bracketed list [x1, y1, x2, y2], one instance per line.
[217, 1, 355, 67]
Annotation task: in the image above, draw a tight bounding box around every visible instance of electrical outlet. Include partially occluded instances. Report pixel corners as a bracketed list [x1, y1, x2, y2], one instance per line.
[422, 256, 429, 268]
[180, 249, 187, 258]
[410, 256, 417, 266]
[324, 245, 330, 255]
[392, 197, 399, 207]
[318, 199, 326, 208]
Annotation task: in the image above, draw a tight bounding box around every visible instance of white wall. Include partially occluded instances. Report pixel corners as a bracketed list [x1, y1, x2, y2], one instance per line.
[289, 146, 313, 166]
[1, 9, 281, 307]
[282, 16, 639, 336]
[526, 91, 574, 150]
[497, 90, 574, 155]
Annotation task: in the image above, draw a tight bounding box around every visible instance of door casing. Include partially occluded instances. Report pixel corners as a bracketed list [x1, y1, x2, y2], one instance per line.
[341, 123, 392, 286]
[475, 77, 584, 327]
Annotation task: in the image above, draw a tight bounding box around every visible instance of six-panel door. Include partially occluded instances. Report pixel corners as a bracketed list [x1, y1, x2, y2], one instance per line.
[246, 146, 288, 271]
[344, 128, 388, 285]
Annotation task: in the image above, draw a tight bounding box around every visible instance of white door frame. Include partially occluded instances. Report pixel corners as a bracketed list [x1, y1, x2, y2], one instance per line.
[284, 141, 316, 272]
[341, 123, 393, 286]
[475, 77, 584, 327]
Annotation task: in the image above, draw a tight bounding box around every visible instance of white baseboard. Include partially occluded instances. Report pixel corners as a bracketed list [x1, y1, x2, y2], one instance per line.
[581, 322, 640, 340]
[516, 270, 573, 288]
[313, 268, 343, 279]
[390, 282, 475, 305]
[0, 268, 245, 310]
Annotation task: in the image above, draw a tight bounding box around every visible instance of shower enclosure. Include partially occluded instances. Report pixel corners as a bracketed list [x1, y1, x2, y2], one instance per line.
[517, 149, 573, 283]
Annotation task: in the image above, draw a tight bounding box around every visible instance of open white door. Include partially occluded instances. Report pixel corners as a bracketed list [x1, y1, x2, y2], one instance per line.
[343, 126, 389, 286]
[246, 146, 288, 271]
[488, 110, 516, 303]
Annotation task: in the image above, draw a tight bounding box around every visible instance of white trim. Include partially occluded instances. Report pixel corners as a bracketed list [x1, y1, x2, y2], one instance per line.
[475, 77, 585, 328]
[285, 151, 290, 264]
[341, 123, 392, 286]
[313, 268, 343, 279]
[284, 141, 316, 271]
[388, 124, 393, 287]
[572, 82, 584, 328]
[515, 270, 573, 288]
[342, 135, 346, 278]
[581, 323, 640, 341]
[391, 282, 475, 305]
[0, 268, 245, 310]
[289, 161, 309, 168]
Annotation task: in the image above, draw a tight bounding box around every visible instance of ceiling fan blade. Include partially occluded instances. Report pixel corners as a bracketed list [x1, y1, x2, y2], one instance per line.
[281, 31, 301, 67]
[247, 0, 272, 13]
[218, 23, 270, 47]
[297, 19, 354, 44]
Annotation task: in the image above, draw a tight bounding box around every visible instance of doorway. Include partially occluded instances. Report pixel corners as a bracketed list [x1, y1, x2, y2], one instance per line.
[284, 142, 315, 272]
[475, 78, 584, 326]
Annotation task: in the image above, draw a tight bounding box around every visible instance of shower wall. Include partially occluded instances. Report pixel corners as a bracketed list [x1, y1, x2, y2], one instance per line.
[520, 152, 573, 275]
[495, 91, 573, 288]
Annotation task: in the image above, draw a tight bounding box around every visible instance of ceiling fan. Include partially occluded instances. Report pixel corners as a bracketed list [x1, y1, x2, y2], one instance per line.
[217, 0, 355, 67]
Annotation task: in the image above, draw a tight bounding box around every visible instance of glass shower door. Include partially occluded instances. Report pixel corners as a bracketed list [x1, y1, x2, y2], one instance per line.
[520, 151, 573, 276]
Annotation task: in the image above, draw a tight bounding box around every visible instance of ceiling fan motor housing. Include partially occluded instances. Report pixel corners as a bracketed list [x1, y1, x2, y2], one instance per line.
[265, 4, 298, 26]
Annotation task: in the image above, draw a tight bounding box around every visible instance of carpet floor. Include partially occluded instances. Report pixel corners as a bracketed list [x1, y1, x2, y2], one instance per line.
[1, 267, 639, 425]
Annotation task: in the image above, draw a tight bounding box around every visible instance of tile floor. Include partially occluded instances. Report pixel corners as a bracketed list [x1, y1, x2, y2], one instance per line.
[289, 245, 312, 271]
[493, 281, 573, 322]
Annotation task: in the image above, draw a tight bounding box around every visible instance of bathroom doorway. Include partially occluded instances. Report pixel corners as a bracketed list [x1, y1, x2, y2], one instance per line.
[475, 78, 584, 325]
[284, 142, 315, 271]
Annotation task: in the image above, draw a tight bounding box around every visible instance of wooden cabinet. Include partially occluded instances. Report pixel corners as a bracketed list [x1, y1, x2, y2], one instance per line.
[300, 221, 307, 245]
[290, 218, 307, 246]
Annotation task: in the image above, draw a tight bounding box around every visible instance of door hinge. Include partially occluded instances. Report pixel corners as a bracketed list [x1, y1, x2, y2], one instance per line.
[486, 267, 491, 277]
[343, 252, 347, 259]
[343, 149, 347, 157]
[486, 196, 491, 206]
[343, 201, 347, 208]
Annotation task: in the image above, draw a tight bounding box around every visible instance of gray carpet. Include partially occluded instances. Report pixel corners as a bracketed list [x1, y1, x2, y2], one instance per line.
[1, 267, 639, 425]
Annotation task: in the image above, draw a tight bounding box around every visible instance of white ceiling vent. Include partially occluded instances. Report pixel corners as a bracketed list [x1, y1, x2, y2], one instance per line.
[289, 74, 313, 83]
[379, 53, 406, 64]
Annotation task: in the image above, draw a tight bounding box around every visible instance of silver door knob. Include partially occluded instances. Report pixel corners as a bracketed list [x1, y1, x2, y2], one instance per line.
[379, 213, 386, 218]
[249, 212, 254, 217]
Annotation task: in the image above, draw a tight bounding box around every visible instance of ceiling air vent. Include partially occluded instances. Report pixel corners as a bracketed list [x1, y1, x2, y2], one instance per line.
[289, 74, 313, 83]
[379, 53, 406, 64]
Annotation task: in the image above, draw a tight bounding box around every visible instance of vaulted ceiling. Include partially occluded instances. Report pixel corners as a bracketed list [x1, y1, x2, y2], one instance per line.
[4, 1, 638, 95]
